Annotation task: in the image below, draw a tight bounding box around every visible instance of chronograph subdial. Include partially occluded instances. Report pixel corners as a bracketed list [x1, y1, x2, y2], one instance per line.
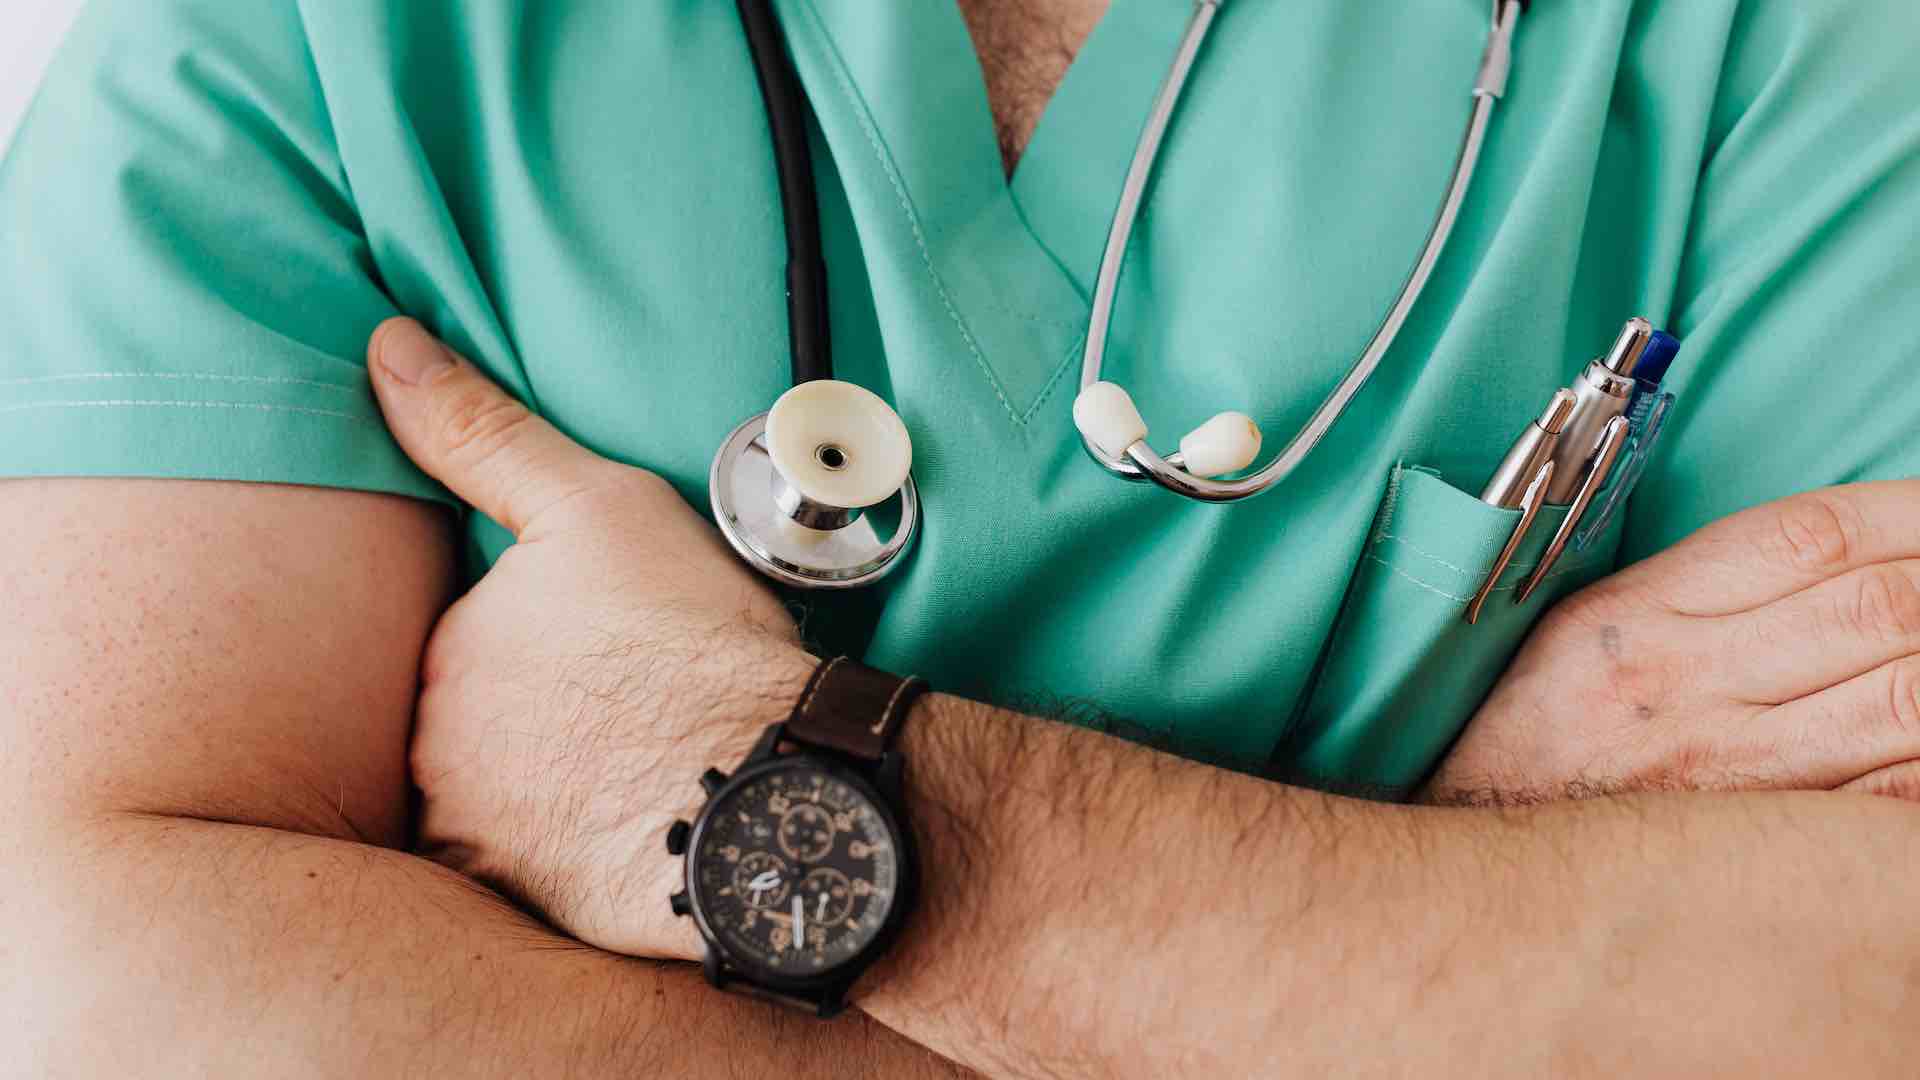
[799, 868, 854, 928]
[731, 852, 790, 909]
[776, 802, 838, 862]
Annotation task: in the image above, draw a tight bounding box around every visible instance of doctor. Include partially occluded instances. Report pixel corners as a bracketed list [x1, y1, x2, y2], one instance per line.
[6, 0, 1920, 1075]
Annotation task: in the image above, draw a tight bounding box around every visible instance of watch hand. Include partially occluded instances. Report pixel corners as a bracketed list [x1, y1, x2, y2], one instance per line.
[817, 891, 829, 921]
[792, 895, 805, 954]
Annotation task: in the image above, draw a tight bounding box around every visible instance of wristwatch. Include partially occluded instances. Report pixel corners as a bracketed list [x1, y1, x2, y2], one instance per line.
[665, 656, 928, 1018]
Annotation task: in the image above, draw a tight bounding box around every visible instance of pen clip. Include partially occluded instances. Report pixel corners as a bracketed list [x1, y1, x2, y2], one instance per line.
[1465, 458, 1555, 625]
[1516, 414, 1631, 605]
[1572, 390, 1674, 551]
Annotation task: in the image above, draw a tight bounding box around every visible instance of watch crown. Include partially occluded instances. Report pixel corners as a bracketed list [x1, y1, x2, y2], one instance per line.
[670, 891, 691, 918]
[700, 768, 729, 795]
[665, 820, 691, 856]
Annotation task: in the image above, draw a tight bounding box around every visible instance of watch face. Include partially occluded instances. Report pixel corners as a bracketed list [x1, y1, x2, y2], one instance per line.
[690, 758, 906, 981]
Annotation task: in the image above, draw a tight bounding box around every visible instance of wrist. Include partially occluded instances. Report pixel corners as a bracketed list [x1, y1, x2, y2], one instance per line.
[657, 649, 941, 1016]
[853, 693, 1007, 1015]
[554, 632, 818, 962]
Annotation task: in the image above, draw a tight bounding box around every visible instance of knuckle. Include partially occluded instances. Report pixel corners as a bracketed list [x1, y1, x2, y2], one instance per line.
[435, 388, 535, 464]
[602, 463, 674, 503]
[1841, 564, 1920, 644]
[1884, 657, 1920, 740]
[1852, 762, 1920, 802]
[1766, 492, 1864, 575]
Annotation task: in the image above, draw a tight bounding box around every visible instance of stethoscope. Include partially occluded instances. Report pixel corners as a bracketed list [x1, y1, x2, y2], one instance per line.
[712, 0, 1530, 588]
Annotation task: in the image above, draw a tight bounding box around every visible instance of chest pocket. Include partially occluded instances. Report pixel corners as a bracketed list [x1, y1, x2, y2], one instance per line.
[1274, 463, 1623, 799]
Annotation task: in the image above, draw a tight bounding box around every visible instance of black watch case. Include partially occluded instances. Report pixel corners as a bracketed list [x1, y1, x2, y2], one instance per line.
[665, 723, 917, 1018]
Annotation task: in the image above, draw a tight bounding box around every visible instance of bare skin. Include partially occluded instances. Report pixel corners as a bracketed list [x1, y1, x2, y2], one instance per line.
[1434, 484, 1920, 805]
[957, 0, 1112, 174]
[0, 477, 966, 1078]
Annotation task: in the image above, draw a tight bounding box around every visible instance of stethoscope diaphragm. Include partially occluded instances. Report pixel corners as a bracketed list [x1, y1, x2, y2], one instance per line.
[709, 380, 919, 589]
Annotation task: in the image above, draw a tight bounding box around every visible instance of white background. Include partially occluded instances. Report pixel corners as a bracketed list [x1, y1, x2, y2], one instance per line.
[1, 0, 85, 154]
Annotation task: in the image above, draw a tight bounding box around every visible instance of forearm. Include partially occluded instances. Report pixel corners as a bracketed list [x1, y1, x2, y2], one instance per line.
[5, 812, 964, 1078]
[860, 690, 1920, 1078]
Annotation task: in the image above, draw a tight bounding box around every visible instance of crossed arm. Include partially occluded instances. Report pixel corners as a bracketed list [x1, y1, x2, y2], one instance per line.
[11, 320, 1920, 1079]
[9, 466, 1920, 1078]
[0, 479, 961, 1078]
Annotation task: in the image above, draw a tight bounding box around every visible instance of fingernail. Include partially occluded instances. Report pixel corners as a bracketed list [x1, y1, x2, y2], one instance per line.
[376, 319, 457, 386]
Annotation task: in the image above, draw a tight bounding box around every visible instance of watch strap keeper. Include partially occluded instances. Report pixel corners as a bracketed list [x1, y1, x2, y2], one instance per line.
[784, 656, 928, 762]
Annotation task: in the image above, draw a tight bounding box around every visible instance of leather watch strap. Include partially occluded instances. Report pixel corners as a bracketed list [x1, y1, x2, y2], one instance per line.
[784, 656, 929, 762]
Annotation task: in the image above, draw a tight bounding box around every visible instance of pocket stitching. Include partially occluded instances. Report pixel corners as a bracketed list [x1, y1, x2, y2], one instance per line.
[1362, 549, 1608, 604]
[1372, 530, 1495, 578]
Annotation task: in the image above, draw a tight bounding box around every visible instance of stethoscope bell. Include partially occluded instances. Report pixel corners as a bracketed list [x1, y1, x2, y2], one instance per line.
[710, 380, 919, 589]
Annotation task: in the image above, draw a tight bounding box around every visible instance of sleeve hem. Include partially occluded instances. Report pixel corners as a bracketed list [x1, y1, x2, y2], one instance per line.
[0, 392, 455, 506]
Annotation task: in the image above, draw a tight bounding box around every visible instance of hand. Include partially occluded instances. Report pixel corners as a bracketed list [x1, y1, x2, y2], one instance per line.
[1429, 482, 1920, 805]
[367, 318, 817, 960]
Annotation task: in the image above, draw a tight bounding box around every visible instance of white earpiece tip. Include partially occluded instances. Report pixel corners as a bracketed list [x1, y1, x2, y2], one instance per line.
[765, 380, 912, 510]
[1072, 382, 1149, 460]
[1178, 411, 1262, 478]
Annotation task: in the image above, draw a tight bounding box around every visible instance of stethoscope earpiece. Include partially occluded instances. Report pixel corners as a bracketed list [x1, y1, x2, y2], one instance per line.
[1177, 411, 1262, 479]
[1072, 1, 1525, 502]
[1073, 382, 1264, 482]
[710, 380, 919, 589]
[1072, 381, 1149, 461]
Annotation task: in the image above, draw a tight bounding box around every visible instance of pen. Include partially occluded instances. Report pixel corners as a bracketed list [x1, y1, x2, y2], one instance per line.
[1517, 414, 1630, 603]
[1516, 323, 1681, 599]
[1480, 388, 1577, 507]
[1466, 388, 1576, 622]
[1543, 318, 1656, 504]
[1466, 318, 1683, 623]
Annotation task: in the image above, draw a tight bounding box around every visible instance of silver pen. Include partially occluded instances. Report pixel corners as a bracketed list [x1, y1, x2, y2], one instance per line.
[1480, 388, 1577, 507]
[1467, 388, 1576, 623]
[1543, 318, 1658, 503]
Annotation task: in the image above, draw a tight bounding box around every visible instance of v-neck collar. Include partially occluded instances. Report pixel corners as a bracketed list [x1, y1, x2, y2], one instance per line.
[1009, 1, 1193, 296]
[774, 0, 1195, 423]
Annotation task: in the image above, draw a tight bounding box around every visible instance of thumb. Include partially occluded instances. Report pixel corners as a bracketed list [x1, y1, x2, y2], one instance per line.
[369, 317, 611, 538]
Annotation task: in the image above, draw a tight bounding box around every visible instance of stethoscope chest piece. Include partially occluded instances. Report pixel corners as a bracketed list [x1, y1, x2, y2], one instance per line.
[710, 380, 919, 589]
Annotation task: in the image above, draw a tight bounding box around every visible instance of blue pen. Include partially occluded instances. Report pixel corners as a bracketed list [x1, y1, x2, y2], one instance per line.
[1566, 328, 1681, 554]
[1515, 321, 1682, 601]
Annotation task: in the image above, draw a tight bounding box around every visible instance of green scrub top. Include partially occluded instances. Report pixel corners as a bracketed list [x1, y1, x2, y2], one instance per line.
[5, 0, 1920, 796]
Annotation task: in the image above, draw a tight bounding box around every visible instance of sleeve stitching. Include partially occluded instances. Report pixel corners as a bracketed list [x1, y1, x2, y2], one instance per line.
[0, 399, 382, 428]
[0, 372, 366, 396]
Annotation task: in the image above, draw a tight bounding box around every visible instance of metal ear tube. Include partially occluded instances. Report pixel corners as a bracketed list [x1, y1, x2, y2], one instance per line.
[724, 0, 1541, 589]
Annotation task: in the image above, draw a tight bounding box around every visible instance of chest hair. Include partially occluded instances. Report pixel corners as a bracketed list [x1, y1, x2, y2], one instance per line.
[955, 0, 1112, 175]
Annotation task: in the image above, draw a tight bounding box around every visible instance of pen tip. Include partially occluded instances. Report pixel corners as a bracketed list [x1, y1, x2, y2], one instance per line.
[1636, 331, 1681, 386]
[1603, 318, 1656, 376]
